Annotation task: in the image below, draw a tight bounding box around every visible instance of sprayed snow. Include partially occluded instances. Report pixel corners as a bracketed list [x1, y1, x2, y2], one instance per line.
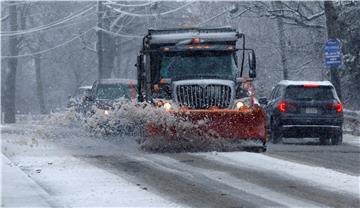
[78, 101, 242, 152]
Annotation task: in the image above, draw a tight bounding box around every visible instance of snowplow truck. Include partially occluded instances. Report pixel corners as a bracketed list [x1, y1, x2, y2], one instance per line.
[136, 27, 267, 152]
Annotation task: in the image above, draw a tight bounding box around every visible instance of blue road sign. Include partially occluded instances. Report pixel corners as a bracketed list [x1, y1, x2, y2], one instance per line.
[324, 39, 342, 68]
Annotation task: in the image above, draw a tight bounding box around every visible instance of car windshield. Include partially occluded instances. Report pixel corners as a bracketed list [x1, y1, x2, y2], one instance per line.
[160, 51, 237, 80]
[285, 86, 335, 101]
[95, 84, 134, 100]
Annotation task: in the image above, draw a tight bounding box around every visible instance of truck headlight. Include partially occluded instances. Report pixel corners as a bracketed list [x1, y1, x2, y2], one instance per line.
[235, 101, 245, 109]
[234, 98, 252, 110]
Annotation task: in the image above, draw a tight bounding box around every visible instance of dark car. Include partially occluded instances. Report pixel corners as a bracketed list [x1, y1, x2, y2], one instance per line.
[86, 78, 138, 113]
[85, 79, 138, 135]
[260, 80, 343, 145]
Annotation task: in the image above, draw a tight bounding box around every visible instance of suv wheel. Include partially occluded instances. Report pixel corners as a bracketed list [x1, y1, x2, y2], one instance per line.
[331, 131, 343, 145]
[319, 135, 330, 145]
[270, 119, 282, 144]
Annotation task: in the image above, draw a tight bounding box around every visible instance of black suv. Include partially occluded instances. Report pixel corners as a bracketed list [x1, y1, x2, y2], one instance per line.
[85, 79, 139, 135]
[260, 80, 343, 145]
[86, 78, 138, 113]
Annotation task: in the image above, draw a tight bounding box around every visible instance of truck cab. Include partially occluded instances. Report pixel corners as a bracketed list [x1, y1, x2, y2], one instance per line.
[137, 27, 256, 107]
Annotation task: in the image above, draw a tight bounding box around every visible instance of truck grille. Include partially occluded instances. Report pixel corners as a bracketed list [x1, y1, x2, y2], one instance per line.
[175, 84, 232, 109]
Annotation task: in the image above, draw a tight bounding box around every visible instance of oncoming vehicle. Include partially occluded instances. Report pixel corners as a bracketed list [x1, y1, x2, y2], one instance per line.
[85, 78, 138, 134]
[89, 78, 137, 108]
[136, 27, 267, 151]
[260, 80, 343, 145]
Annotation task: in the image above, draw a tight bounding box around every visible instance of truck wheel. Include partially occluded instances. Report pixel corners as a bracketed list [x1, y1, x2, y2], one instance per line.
[331, 132, 343, 145]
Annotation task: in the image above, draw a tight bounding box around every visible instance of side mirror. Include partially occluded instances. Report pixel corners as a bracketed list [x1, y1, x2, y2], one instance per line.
[248, 51, 256, 78]
[259, 97, 267, 105]
[85, 95, 94, 102]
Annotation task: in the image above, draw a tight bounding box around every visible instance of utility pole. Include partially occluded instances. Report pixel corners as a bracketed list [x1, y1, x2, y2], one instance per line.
[97, 1, 104, 79]
[272, 1, 289, 80]
[2, 2, 19, 123]
[324, 1, 342, 100]
[96, 0, 115, 79]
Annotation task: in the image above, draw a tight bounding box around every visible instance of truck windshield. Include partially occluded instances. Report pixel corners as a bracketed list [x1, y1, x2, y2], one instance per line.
[95, 84, 133, 100]
[160, 51, 237, 80]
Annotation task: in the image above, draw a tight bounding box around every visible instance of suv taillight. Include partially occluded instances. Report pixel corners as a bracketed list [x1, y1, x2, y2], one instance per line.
[335, 102, 343, 113]
[278, 101, 286, 112]
[327, 102, 343, 113]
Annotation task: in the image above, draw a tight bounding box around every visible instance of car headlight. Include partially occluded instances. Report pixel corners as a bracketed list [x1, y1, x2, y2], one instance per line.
[163, 102, 172, 110]
[154, 99, 173, 111]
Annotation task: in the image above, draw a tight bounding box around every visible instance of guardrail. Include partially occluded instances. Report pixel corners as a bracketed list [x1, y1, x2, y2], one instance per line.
[344, 109, 360, 136]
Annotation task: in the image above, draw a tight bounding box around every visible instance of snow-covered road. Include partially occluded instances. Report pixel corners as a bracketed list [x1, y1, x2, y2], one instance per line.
[1, 119, 359, 207]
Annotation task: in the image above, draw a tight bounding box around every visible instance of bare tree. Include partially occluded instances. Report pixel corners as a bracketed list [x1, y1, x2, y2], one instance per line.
[272, 1, 289, 80]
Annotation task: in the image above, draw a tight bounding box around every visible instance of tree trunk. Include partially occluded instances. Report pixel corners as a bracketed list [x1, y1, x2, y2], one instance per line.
[324, 1, 342, 100]
[272, 1, 289, 80]
[2, 3, 19, 123]
[34, 55, 46, 114]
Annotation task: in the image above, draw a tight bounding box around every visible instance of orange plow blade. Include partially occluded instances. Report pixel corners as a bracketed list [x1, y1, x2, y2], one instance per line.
[142, 106, 267, 152]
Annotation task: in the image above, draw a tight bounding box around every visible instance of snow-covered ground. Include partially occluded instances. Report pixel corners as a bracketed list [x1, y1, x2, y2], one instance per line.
[2, 153, 182, 207]
[199, 152, 359, 196]
[1, 122, 183, 207]
[1, 113, 359, 207]
[344, 134, 360, 147]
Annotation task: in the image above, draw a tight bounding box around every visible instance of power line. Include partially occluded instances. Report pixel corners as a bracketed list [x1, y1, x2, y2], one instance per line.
[104, 1, 154, 8]
[95, 26, 143, 38]
[107, 2, 193, 17]
[4, 12, 96, 36]
[1, 4, 95, 36]
[158, 2, 193, 16]
[0, 4, 95, 36]
[1, 27, 95, 59]
[196, 8, 230, 26]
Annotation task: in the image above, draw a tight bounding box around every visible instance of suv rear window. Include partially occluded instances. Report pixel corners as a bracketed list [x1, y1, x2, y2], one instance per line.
[285, 86, 335, 101]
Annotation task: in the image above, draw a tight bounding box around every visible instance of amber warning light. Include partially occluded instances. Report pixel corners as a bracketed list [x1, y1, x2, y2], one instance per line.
[192, 38, 201, 44]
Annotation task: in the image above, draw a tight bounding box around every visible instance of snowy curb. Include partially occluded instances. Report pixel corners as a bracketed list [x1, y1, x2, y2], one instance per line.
[1, 154, 54, 207]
